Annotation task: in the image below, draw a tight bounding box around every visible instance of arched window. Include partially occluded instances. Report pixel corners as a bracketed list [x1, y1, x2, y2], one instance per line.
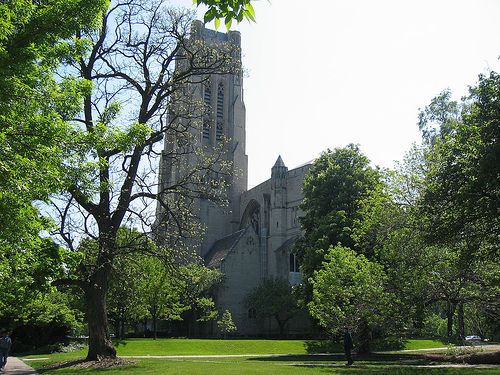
[203, 82, 211, 141]
[248, 307, 257, 319]
[289, 253, 300, 273]
[204, 82, 212, 106]
[216, 82, 224, 141]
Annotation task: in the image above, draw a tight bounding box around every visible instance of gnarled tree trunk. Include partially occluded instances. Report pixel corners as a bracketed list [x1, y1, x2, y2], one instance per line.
[456, 302, 465, 341]
[85, 248, 116, 360]
[446, 301, 455, 337]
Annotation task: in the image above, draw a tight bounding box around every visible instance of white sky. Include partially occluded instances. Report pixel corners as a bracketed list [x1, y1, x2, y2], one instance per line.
[175, 0, 500, 187]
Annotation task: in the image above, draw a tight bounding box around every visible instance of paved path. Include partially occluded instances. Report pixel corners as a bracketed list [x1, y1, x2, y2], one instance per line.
[2, 357, 39, 375]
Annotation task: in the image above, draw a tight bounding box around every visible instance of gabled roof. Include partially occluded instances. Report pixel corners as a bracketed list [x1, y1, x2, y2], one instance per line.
[204, 228, 247, 268]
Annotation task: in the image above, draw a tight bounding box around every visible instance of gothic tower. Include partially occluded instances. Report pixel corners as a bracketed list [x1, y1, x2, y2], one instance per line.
[157, 21, 248, 257]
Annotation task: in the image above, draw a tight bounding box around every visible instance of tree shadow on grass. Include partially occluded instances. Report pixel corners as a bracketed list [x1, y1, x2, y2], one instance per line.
[283, 366, 493, 374]
[249, 353, 426, 363]
[112, 339, 128, 348]
[37, 359, 87, 372]
[37, 357, 136, 373]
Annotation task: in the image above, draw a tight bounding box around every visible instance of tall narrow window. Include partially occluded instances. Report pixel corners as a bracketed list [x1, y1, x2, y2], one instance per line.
[289, 253, 302, 285]
[203, 82, 211, 141]
[216, 82, 224, 141]
[289, 253, 300, 272]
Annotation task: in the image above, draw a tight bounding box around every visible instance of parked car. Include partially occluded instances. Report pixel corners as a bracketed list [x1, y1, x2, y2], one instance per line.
[465, 335, 482, 341]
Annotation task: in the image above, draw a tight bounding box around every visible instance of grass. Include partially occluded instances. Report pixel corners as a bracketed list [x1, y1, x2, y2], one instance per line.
[21, 339, 500, 374]
[22, 338, 453, 359]
[27, 354, 500, 374]
[114, 338, 310, 356]
[402, 339, 447, 350]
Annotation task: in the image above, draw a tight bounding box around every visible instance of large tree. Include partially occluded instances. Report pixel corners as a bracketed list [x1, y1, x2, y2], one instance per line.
[418, 73, 500, 340]
[49, 0, 238, 359]
[420, 73, 500, 255]
[244, 278, 300, 337]
[0, 0, 107, 321]
[294, 144, 382, 289]
[309, 245, 389, 354]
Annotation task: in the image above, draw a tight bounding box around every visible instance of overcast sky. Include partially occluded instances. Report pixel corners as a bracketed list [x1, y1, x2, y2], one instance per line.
[175, 0, 500, 187]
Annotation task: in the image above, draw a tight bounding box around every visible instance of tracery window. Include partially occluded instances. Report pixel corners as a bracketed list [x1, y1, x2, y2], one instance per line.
[203, 82, 211, 141]
[216, 82, 224, 141]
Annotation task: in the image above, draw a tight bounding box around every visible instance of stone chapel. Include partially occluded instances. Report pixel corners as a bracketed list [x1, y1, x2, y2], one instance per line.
[157, 21, 311, 335]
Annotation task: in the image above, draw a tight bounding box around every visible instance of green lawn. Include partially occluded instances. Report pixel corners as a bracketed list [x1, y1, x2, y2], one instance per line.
[22, 339, 500, 374]
[114, 338, 311, 356]
[22, 338, 452, 359]
[27, 355, 500, 375]
[402, 339, 447, 350]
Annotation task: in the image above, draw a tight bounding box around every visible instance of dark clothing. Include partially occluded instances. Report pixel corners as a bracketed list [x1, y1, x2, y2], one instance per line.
[343, 331, 354, 365]
[0, 348, 7, 369]
[0, 335, 11, 369]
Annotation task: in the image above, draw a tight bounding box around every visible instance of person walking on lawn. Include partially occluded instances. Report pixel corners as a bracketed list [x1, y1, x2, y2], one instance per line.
[343, 327, 354, 366]
[0, 330, 12, 372]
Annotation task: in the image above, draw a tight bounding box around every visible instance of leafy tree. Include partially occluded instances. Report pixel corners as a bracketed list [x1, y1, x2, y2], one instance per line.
[0, 0, 107, 323]
[217, 310, 236, 338]
[0, 239, 77, 329]
[177, 264, 222, 336]
[47, 0, 238, 359]
[308, 245, 390, 354]
[136, 257, 189, 339]
[107, 256, 148, 340]
[12, 288, 85, 352]
[420, 72, 500, 255]
[418, 73, 500, 340]
[244, 278, 300, 337]
[294, 144, 382, 292]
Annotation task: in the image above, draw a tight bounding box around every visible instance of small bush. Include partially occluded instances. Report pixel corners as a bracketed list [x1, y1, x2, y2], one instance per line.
[446, 344, 483, 357]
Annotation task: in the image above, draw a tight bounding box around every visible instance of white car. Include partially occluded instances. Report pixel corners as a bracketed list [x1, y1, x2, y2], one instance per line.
[465, 335, 481, 341]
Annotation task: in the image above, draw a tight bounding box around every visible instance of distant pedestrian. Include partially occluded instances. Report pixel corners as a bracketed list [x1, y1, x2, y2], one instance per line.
[0, 330, 12, 371]
[343, 327, 353, 366]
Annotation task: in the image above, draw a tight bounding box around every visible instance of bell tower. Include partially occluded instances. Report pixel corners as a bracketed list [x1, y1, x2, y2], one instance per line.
[157, 21, 248, 257]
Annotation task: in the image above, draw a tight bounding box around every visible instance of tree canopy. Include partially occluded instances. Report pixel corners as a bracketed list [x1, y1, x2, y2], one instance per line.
[294, 144, 382, 285]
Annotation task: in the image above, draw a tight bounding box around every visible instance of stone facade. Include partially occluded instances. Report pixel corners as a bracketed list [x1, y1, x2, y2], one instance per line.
[157, 22, 311, 335]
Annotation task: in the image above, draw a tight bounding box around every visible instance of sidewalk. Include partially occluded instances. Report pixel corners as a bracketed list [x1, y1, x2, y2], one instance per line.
[2, 357, 39, 375]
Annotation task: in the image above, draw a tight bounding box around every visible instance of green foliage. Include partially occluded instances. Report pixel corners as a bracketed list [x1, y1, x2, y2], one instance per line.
[195, 0, 256, 29]
[177, 264, 223, 322]
[416, 72, 500, 339]
[10, 288, 85, 353]
[217, 310, 237, 337]
[309, 245, 389, 337]
[0, 0, 107, 334]
[421, 72, 500, 256]
[294, 144, 382, 290]
[245, 278, 300, 335]
[101, 228, 222, 336]
[0, 239, 77, 326]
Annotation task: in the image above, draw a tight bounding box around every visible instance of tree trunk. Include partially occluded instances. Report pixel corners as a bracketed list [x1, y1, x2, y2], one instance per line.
[357, 320, 371, 354]
[277, 320, 285, 338]
[120, 319, 125, 340]
[114, 319, 120, 340]
[446, 301, 455, 338]
[457, 302, 465, 341]
[143, 318, 148, 337]
[85, 281, 116, 360]
[85, 240, 116, 360]
[153, 315, 157, 340]
[276, 316, 290, 338]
